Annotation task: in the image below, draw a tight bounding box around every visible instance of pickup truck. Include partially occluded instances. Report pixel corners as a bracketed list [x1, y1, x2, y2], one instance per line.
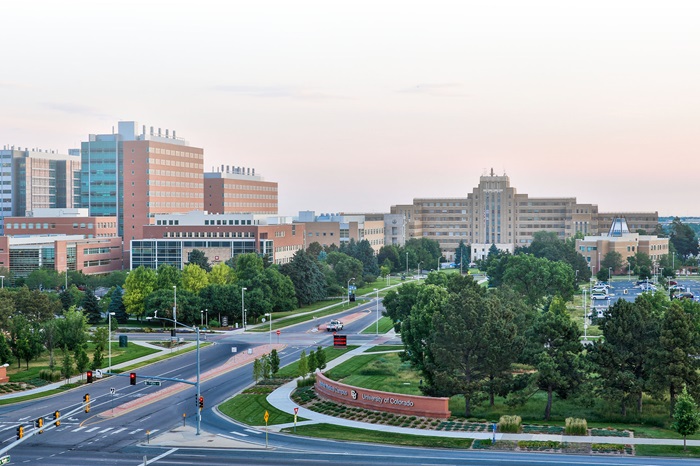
[327, 320, 344, 332]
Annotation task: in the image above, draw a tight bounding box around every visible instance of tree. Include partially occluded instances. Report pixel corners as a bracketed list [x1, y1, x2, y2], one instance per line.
[600, 251, 623, 275]
[454, 240, 470, 269]
[649, 302, 699, 415]
[123, 266, 157, 320]
[55, 308, 89, 352]
[109, 287, 129, 324]
[75, 344, 90, 378]
[326, 252, 364, 289]
[61, 346, 74, 380]
[0, 334, 13, 365]
[383, 282, 421, 332]
[670, 217, 699, 258]
[253, 358, 262, 383]
[42, 319, 59, 369]
[528, 297, 585, 420]
[280, 250, 327, 306]
[187, 249, 212, 272]
[181, 264, 209, 294]
[315, 346, 326, 370]
[269, 349, 280, 375]
[589, 299, 658, 415]
[672, 386, 700, 451]
[82, 289, 101, 324]
[307, 241, 323, 258]
[308, 350, 317, 375]
[209, 263, 234, 285]
[502, 255, 575, 307]
[8, 314, 32, 369]
[421, 275, 500, 416]
[92, 326, 108, 370]
[298, 350, 308, 377]
[155, 264, 181, 290]
[377, 245, 401, 272]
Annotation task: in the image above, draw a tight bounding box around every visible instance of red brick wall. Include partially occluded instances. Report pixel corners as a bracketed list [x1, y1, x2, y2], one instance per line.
[315, 372, 450, 418]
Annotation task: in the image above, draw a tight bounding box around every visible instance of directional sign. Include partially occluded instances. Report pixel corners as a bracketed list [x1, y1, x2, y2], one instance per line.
[145, 380, 162, 386]
[264, 410, 269, 423]
[110, 388, 115, 395]
[95, 369, 103, 379]
[0, 455, 10, 465]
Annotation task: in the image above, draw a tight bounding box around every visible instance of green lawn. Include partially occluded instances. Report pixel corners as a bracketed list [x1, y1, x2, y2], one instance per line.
[360, 316, 394, 335]
[325, 352, 422, 395]
[636, 445, 700, 458]
[219, 384, 304, 426]
[282, 423, 473, 449]
[365, 345, 403, 353]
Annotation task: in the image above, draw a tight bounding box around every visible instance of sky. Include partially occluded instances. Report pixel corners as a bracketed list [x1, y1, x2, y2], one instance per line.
[2, 1, 699, 217]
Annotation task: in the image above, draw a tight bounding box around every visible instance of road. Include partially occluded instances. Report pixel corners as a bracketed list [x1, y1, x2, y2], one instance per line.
[2, 297, 699, 465]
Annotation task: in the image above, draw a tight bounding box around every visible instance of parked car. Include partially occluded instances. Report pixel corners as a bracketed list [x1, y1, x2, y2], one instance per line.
[639, 283, 657, 292]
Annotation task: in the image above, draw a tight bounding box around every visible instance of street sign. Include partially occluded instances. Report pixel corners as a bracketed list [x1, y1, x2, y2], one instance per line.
[276, 330, 281, 336]
[95, 369, 103, 379]
[264, 410, 269, 423]
[294, 407, 299, 414]
[0, 455, 10, 465]
[110, 388, 115, 395]
[145, 380, 162, 386]
[232, 347, 238, 353]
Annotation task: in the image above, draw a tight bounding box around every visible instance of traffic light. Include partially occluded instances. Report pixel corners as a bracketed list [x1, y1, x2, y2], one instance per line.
[349, 293, 356, 302]
[54, 410, 61, 426]
[35, 417, 43, 433]
[16, 425, 24, 440]
[198, 396, 204, 409]
[130, 372, 136, 385]
[86, 370, 93, 383]
[84, 393, 90, 413]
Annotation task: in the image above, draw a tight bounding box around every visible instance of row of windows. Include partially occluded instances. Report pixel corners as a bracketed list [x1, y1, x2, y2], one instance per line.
[147, 191, 203, 198]
[147, 180, 203, 188]
[203, 219, 254, 226]
[146, 148, 202, 158]
[222, 183, 277, 192]
[223, 202, 277, 208]
[275, 244, 302, 253]
[146, 170, 202, 178]
[163, 231, 255, 238]
[146, 202, 202, 208]
[84, 259, 113, 267]
[84, 247, 113, 255]
[223, 193, 277, 199]
[147, 158, 202, 169]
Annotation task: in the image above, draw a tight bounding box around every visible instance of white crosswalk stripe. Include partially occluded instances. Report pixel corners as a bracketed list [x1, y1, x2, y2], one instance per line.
[99, 427, 113, 434]
[129, 428, 143, 434]
[230, 431, 248, 437]
[85, 427, 100, 433]
[73, 426, 86, 432]
[112, 428, 127, 434]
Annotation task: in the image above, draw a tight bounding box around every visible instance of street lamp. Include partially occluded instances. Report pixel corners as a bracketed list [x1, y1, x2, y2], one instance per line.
[417, 262, 421, 278]
[265, 313, 272, 346]
[347, 278, 355, 304]
[173, 285, 177, 328]
[374, 288, 379, 335]
[241, 287, 247, 330]
[0, 275, 4, 289]
[147, 314, 201, 435]
[582, 290, 588, 341]
[108, 312, 115, 372]
[608, 267, 612, 283]
[405, 252, 408, 276]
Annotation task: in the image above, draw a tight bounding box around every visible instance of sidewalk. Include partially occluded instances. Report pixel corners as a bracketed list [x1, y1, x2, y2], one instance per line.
[265, 334, 700, 448]
[0, 339, 198, 399]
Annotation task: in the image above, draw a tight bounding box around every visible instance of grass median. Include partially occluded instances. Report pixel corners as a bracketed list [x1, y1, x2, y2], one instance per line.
[281, 423, 473, 449]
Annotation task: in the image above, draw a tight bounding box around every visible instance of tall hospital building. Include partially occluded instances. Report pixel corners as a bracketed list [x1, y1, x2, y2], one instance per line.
[391, 170, 658, 263]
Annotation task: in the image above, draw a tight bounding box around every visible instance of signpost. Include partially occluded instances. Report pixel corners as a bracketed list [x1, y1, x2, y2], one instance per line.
[294, 407, 298, 433]
[276, 329, 281, 343]
[145, 380, 162, 386]
[264, 410, 269, 448]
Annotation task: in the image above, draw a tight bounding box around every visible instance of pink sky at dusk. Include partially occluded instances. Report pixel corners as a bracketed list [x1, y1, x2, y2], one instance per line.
[1, 1, 698, 216]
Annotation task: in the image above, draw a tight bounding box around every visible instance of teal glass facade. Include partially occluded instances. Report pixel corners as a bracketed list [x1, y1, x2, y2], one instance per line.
[80, 136, 123, 237]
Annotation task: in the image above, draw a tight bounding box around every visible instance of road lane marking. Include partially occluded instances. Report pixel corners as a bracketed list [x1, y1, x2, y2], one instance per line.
[230, 431, 248, 437]
[85, 427, 100, 432]
[129, 428, 143, 434]
[244, 429, 261, 434]
[143, 448, 178, 465]
[73, 426, 86, 432]
[99, 427, 114, 434]
[112, 428, 127, 434]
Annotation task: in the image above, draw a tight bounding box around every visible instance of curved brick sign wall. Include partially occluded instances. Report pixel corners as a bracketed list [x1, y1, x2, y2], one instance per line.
[315, 372, 451, 418]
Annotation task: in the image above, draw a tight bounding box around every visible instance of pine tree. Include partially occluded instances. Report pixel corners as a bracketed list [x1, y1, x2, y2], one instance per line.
[308, 350, 317, 374]
[269, 349, 280, 375]
[81, 289, 101, 324]
[315, 346, 327, 370]
[298, 350, 308, 377]
[253, 358, 262, 382]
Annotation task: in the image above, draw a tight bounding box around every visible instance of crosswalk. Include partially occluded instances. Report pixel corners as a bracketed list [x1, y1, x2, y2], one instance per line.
[3, 423, 157, 436]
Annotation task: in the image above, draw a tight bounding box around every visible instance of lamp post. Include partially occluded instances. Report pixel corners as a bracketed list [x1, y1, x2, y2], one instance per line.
[417, 262, 421, 278]
[374, 288, 379, 335]
[149, 315, 201, 435]
[200, 310, 204, 327]
[608, 267, 612, 283]
[582, 290, 588, 341]
[0, 275, 4, 289]
[108, 312, 115, 372]
[173, 285, 177, 328]
[347, 278, 355, 304]
[265, 313, 272, 346]
[241, 287, 247, 329]
[405, 252, 408, 276]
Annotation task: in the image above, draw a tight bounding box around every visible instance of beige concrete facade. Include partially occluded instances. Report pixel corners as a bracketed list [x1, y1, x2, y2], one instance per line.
[391, 171, 658, 261]
[5, 209, 117, 238]
[576, 234, 669, 275]
[298, 214, 385, 253]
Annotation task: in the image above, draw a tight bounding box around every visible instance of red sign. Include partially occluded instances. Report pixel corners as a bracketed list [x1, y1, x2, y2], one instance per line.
[276, 330, 281, 335]
[294, 407, 299, 414]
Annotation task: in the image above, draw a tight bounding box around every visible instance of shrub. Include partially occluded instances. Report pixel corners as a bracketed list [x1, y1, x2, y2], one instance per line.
[296, 374, 316, 388]
[498, 415, 522, 433]
[38, 369, 62, 382]
[564, 417, 588, 436]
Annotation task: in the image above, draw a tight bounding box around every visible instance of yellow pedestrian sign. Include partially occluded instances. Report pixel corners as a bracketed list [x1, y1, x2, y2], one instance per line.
[264, 410, 269, 423]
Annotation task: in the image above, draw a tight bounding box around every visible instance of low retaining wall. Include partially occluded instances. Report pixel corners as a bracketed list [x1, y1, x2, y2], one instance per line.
[315, 372, 450, 418]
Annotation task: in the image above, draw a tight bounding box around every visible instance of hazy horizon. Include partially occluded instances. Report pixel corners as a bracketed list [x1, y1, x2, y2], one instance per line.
[2, 1, 699, 217]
